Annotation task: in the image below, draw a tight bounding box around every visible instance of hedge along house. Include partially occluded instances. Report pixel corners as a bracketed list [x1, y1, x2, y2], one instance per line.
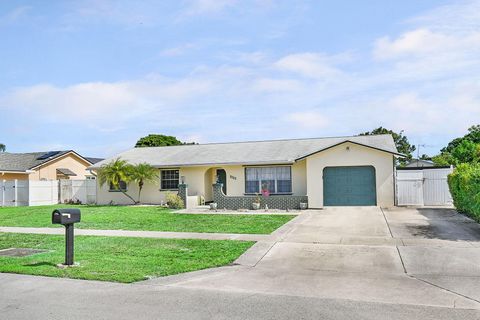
[91, 134, 402, 209]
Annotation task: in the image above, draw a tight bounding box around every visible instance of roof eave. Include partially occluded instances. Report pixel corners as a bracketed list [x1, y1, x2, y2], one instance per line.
[295, 140, 404, 161]
[89, 160, 295, 170]
[29, 150, 93, 170]
[0, 170, 33, 174]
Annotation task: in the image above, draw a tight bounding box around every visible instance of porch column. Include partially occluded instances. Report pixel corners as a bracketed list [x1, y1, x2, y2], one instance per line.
[178, 183, 188, 208]
[212, 183, 224, 207]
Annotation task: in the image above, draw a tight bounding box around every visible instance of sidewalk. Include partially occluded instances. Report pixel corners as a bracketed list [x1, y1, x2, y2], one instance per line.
[0, 226, 270, 242]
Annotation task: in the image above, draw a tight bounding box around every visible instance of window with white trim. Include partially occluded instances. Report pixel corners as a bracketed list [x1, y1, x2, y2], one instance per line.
[245, 167, 292, 194]
[161, 169, 179, 190]
[109, 180, 127, 192]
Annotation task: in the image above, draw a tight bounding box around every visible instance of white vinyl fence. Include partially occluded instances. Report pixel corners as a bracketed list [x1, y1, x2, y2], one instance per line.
[1, 179, 96, 207]
[59, 180, 97, 204]
[396, 167, 454, 206]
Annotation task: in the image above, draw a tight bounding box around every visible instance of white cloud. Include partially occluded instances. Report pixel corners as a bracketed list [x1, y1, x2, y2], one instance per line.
[374, 29, 452, 59]
[62, 0, 162, 28]
[159, 43, 197, 56]
[274, 53, 346, 79]
[253, 78, 302, 92]
[374, 28, 480, 60]
[409, 0, 480, 33]
[285, 111, 329, 129]
[182, 0, 236, 16]
[1, 78, 213, 125]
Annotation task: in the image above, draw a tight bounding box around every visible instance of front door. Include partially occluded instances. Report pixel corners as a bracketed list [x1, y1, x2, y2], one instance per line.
[216, 169, 227, 195]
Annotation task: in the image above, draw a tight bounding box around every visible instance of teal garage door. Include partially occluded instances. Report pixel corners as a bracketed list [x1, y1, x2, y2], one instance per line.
[323, 166, 376, 206]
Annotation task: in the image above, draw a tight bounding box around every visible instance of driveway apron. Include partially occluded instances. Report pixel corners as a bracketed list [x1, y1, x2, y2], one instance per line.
[141, 207, 480, 309]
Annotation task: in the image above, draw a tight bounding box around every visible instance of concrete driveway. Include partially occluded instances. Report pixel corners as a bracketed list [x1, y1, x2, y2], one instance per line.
[142, 207, 480, 309]
[1, 207, 480, 319]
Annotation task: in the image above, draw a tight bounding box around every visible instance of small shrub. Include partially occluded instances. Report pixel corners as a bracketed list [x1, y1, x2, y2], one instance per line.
[165, 192, 184, 209]
[64, 198, 82, 205]
[448, 163, 480, 222]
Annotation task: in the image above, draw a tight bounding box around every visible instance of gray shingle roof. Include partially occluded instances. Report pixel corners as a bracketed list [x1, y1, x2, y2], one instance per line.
[85, 157, 104, 164]
[91, 134, 400, 169]
[0, 151, 71, 172]
[0, 151, 95, 172]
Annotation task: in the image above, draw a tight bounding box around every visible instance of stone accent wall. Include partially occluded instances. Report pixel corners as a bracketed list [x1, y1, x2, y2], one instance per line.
[212, 183, 308, 210]
[177, 184, 188, 208]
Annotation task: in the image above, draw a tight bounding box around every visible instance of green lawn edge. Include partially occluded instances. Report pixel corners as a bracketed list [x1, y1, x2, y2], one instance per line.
[0, 205, 295, 234]
[0, 232, 254, 283]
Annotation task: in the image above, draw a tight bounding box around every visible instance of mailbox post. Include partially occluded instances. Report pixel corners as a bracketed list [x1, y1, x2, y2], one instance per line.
[52, 208, 81, 266]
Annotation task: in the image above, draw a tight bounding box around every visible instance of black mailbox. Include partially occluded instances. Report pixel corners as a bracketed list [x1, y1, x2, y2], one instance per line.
[52, 208, 81, 225]
[52, 208, 81, 266]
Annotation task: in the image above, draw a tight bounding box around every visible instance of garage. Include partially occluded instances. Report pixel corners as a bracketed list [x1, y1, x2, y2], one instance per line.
[323, 166, 377, 206]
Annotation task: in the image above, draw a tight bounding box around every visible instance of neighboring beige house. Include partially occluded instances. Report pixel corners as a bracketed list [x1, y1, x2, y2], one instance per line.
[91, 134, 402, 209]
[0, 151, 102, 181]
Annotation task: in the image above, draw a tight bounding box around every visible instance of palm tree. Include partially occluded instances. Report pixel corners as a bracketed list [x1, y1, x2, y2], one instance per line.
[0, 143, 5, 152]
[97, 158, 136, 204]
[130, 163, 158, 203]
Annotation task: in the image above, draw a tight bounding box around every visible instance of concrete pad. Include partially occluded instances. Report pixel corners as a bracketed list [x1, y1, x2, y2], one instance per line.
[160, 266, 480, 309]
[401, 238, 475, 248]
[270, 213, 307, 240]
[384, 208, 480, 242]
[340, 236, 399, 246]
[280, 225, 343, 244]
[412, 275, 480, 302]
[282, 207, 390, 242]
[470, 241, 480, 248]
[384, 207, 462, 221]
[399, 246, 480, 276]
[234, 241, 276, 267]
[257, 242, 405, 274]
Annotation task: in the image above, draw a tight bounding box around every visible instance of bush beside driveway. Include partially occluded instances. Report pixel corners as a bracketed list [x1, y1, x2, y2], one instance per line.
[448, 163, 480, 222]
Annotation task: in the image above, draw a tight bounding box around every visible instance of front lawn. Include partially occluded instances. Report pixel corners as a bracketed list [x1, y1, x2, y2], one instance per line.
[0, 205, 294, 234]
[0, 233, 253, 282]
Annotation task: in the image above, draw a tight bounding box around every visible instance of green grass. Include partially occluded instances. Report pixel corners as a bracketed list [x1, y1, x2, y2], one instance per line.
[0, 233, 254, 283]
[0, 205, 294, 234]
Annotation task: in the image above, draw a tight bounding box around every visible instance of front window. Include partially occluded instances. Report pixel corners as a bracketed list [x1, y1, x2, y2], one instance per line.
[245, 167, 292, 194]
[161, 169, 179, 190]
[109, 180, 127, 192]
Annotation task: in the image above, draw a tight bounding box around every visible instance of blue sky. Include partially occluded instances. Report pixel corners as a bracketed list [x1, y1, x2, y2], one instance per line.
[1, 0, 479, 157]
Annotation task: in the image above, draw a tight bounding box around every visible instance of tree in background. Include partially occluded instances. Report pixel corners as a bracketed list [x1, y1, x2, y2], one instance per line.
[0, 143, 5, 152]
[359, 127, 415, 165]
[433, 125, 480, 166]
[441, 125, 480, 153]
[97, 158, 136, 204]
[135, 134, 195, 147]
[129, 163, 158, 203]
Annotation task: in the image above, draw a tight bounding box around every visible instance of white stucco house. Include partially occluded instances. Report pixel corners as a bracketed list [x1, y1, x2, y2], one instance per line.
[91, 134, 402, 209]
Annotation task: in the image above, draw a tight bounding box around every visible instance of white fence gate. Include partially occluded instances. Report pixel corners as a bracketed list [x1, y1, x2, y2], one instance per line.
[59, 179, 97, 204]
[396, 167, 454, 206]
[0, 179, 96, 207]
